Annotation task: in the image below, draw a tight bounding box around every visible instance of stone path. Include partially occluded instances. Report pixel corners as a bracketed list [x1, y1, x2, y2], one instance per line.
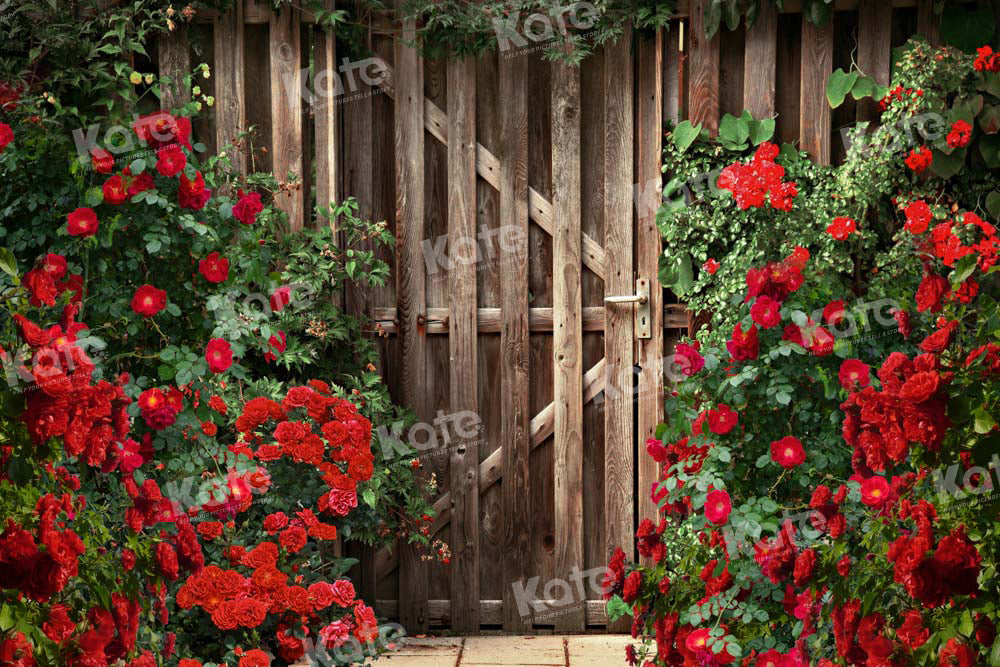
[378, 635, 630, 666]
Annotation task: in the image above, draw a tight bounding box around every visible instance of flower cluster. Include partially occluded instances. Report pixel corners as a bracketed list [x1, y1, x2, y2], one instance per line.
[716, 142, 798, 211]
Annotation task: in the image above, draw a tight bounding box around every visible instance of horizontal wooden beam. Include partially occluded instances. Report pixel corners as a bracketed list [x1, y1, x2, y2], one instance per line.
[375, 599, 609, 627]
[195, 0, 916, 22]
[372, 306, 689, 334]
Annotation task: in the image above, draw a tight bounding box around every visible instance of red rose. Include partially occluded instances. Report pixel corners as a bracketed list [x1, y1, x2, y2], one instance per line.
[127, 170, 155, 196]
[915, 273, 948, 313]
[133, 111, 191, 149]
[707, 404, 739, 435]
[770, 436, 806, 468]
[896, 610, 929, 649]
[263, 512, 289, 534]
[938, 639, 977, 667]
[155, 542, 180, 580]
[750, 295, 782, 328]
[241, 542, 279, 569]
[198, 252, 229, 283]
[13, 314, 51, 348]
[24, 268, 58, 307]
[233, 191, 264, 225]
[329, 579, 356, 607]
[0, 632, 33, 667]
[704, 489, 731, 525]
[0, 122, 14, 153]
[793, 548, 817, 587]
[726, 322, 759, 361]
[918, 322, 956, 353]
[67, 207, 99, 237]
[270, 286, 292, 312]
[179, 170, 211, 210]
[622, 570, 642, 603]
[946, 119, 972, 148]
[239, 649, 271, 667]
[205, 338, 233, 373]
[703, 258, 720, 274]
[42, 604, 75, 643]
[196, 521, 224, 540]
[860, 476, 889, 507]
[91, 149, 114, 173]
[131, 285, 167, 317]
[838, 359, 871, 390]
[103, 173, 128, 204]
[899, 371, 940, 404]
[155, 144, 187, 177]
[836, 555, 851, 577]
[278, 525, 307, 553]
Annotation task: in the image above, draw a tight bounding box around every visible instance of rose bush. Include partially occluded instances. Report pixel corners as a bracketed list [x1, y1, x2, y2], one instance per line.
[607, 40, 1000, 666]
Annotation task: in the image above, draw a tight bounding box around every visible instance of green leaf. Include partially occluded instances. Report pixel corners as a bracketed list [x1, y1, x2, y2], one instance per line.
[747, 118, 775, 145]
[722, 0, 741, 31]
[363, 488, 377, 507]
[980, 134, 1000, 167]
[974, 408, 996, 434]
[930, 146, 965, 179]
[826, 68, 859, 108]
[85, 186, 104, 207]
[605, 595, 631, 622]
[979, 104, 1000, 134]
[719, 114, 750, 145]
[850, 76, 875, 100]
[986, 191, 1000, 219]
[951, 254, 978, 285]
[672, 120, 703, 153]
[0, 247, 17, 279]
[704, 0, 723, 40]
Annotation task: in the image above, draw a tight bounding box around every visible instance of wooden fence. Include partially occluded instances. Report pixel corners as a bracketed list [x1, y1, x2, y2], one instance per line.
[160, 0, 940, 632]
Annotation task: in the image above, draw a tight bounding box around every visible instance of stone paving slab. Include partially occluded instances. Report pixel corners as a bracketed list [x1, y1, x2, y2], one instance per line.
[376, 635, 631, 666]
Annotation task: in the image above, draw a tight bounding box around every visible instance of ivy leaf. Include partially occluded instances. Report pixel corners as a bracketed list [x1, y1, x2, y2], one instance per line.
[930, 146, 966, 179]
[719, 114, 750, 145]
[826, 69, 859, 108]
[979, 104, 1000, 135]
[973, 408, 996, 434]
[672, 120, 703, 154]
[704, 0, 723, 40]
[986, 191, 1000, 219]
[850, 76, 875, 100]
[722, 0, 741, 31]
[747, 118, 775, 145]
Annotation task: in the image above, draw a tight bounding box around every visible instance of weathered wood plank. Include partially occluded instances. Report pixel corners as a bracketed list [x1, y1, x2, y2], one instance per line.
[687, 0, 720, 134]
[743, 1, 777, 119]
[916, 0, 940, 45]
[663, 23, 681, 124]
[374, 599, 610, 627]
[158, 26, 190, 111]
[799, 16, 834, 164]
[550, 56, 584, 632]
[372, 306, 689, 334]
[603, 29, 634, 633]
[313, 0, 339, 222]
[499, 51, 532, 633]
[446, 56, 480, 633]
[395, 17, 429, 634]
[213, 2, 246, 177]
[636, 28, 664, 542]
[857, 0, 892, 124]
[269, 4, 305, 229]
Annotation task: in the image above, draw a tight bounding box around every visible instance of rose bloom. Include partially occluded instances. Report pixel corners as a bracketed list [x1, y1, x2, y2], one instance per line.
[238, 648, 271, 667]
[946, 119, 972, 148]
[205, 338, 234, 373]
[0, 122, 13, 152]
[131, 285, 167, 317]
[196, 521, 224, 540]
[67, 207, 99, 237]
[826, 216, 857, 241]
[138, 388, 166, 411]
[233, 191, 264, 225]
[838, 359, 871, 390]
[199, 252, 230, 283]
[707, 404, 739, 435]
[329, 579, 356, 607]
[750, 295, 782, 328]
[703, 258, 720, 274]
[904, 200, 933, 234]
[156, 143, 187, 177]
[103, 173, 128, 204]
[770, 436, 806, 468]
[278, 525, 307, 553]
[704, 489, 732, 525]
[860, 476, 890, 507]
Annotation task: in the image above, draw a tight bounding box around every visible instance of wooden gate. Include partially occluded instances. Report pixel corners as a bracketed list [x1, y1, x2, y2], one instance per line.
[160, 0, 939, 632]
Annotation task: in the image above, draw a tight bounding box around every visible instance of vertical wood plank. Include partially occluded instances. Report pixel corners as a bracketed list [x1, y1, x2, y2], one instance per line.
[743, 2, 777, 119]
[917, 0, 941, 45]
[395, 17, 429, 634]
[214, 2, 245, 177]
[603, 28, 634, 633]
[447, 56, 480, 633]
[799, 17, 834, 164]
[158, 26, 190, 111]
[775, 13, 801, 147]
[687, 0, 720, 134]
[857, 0, 893, 124]
[499, 51, 532, 633]
[269, 4, 305, 229]
[314, 0, 339, 221]
[636, 29, 663, 542]
[551, 56, 584, 632]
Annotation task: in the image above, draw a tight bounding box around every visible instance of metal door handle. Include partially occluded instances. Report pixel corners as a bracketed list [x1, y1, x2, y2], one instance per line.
[604, 294, 648, 305]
